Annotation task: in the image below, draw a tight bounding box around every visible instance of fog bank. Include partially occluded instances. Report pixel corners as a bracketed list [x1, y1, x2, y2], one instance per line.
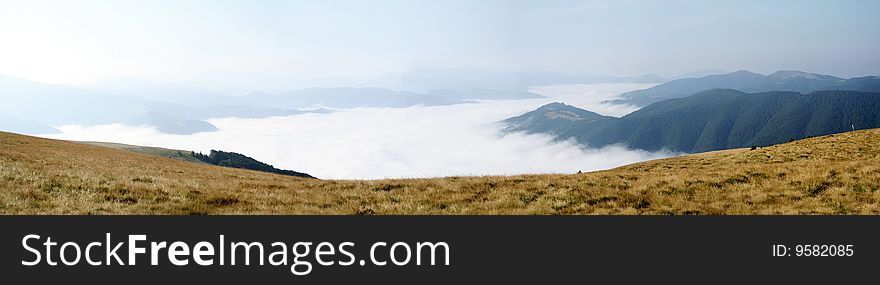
[45, 83, 670, 179]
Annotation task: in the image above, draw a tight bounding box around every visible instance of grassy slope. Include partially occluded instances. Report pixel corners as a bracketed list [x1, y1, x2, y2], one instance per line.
[1, 130, 879, 214]
[80, 141, 204, 164]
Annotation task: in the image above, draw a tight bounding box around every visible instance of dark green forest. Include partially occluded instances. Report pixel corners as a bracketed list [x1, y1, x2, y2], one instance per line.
[506, 90, 880, 153]
[192, 150, 316, 179]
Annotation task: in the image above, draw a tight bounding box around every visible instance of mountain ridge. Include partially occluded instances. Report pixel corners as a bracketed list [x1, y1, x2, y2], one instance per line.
[613, 70, 880, 106]
[506, 89, 880, 153]
[0, 74, 550, 135]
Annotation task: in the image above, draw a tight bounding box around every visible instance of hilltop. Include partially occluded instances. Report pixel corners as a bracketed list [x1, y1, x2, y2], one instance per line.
[1, 129, 879, 214]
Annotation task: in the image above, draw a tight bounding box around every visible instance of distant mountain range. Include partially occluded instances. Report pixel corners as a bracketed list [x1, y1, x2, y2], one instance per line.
[241, 87, 545, 109]
[506, 89, 880, 153]
[612, 70, 880, 106]
[89, 77, 254, 107]
[667, 69, 727, 80]
[0, 75, 545, 135]
[2, 67, 672, 136]
[0, 75, 289, 135]
[126, 112, 219, 135]
[427, 89, 545, 101]
[0, 114, 60, 134]
[393, 67, 665, 92]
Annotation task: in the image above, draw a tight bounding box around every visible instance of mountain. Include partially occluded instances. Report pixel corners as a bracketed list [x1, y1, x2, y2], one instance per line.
[88, 77, 253, 107]
[506, 89, 880, 153]
[0, 81, 164, 126]
[427, 89, 545, 101]
[509, 72, 665, 86]
[0, 75, 314, 133]
[394, 67, 666, 92]
[503, 102, 614, 136]
[832, 76, 880, 93]
[248, 87, 552, 109]
[87, 77, 334, 119]
[246, 87, 459, 109]
[3, 74, 551, 135]
[668, 69, 727, 80]
[613, 70, 880, 106]
[0, 114, 60, 134]
[3, 129, 879, 214]
[125, 112, 218, 135]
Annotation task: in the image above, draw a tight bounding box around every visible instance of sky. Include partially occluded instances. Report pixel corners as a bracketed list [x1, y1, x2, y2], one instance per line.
[1, 0, 879, 89]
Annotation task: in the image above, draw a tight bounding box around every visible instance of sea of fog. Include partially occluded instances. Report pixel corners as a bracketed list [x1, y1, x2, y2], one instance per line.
[44, 83, 672, 179]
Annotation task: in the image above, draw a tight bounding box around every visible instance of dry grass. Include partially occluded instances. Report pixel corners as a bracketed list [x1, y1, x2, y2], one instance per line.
[1, 129, 879, 214]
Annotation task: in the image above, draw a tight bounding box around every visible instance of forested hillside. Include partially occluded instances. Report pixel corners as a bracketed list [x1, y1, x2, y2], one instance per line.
[506, 90, 880, 153]
[192, 150, 316, 179]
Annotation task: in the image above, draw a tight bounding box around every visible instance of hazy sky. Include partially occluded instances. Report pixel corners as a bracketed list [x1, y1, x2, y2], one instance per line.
[1, 0, 878, 89]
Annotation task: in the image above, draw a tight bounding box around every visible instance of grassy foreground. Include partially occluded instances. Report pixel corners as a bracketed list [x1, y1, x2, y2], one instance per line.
[1, 130, 879, 214]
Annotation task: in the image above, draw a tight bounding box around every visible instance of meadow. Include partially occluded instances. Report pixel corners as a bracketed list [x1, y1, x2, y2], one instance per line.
[1, 129, 879, 214]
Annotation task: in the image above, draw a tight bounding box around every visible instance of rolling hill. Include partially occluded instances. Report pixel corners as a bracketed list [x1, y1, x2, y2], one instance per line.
[1, 129, 879, 214]
[82, 141, 314, 179]
[506, 89, 880, 153]
[613, 70, 880, 106]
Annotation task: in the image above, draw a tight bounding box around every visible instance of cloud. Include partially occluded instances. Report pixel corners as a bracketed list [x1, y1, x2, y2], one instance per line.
[44, 83, 671, 179]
